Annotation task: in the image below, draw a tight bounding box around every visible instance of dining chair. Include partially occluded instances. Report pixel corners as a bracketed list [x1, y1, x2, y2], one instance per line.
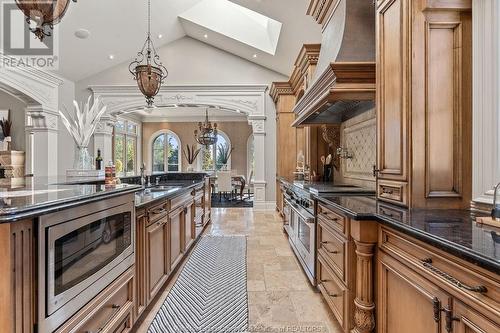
[216, 170, 234, 201]
[245, 169, 254, 200]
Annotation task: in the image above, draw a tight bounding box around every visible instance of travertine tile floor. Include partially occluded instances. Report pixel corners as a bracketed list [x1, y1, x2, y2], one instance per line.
[134, 208, 342, 333]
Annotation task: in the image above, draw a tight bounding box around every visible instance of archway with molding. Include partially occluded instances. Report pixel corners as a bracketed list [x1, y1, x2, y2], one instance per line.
[0, 54, 62, 176]
[90, 84, 270, 209]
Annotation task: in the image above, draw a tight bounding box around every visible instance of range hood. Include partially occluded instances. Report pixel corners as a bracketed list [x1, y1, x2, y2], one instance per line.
[292, 0, 375, 127]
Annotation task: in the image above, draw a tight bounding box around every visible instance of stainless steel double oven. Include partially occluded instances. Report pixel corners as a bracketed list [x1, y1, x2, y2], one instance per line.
[38, 194, 135, 333]
[283, 188, 316, 284]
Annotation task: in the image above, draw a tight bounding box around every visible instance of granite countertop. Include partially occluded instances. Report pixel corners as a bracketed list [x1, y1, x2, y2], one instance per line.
[315, 195, 500, 274]
[277, 176, 375, 195]
[135, 180, 204, 208]
[0, 176, 141, 223]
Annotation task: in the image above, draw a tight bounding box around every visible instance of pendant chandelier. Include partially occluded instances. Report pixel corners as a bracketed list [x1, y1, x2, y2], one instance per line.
[194, 109, 218, 147]
[16, 0, 77, 41]
[129, 0, 168, 107]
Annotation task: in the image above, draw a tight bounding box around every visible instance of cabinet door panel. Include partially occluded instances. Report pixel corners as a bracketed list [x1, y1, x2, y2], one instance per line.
[169, 209, 183, 270]
[454, 301, 500, 333]
[376, 0, 409, 181]
[146, 219, 168, 302]
[184, 203, 195, 251]
[378, 252, 448, 333]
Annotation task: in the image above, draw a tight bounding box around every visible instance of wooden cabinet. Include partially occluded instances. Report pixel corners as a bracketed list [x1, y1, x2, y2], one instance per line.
[184, 200, 195, 251]
[57, 267, 135, 333]
[377, 252, 450, 333]
[135, 210, 147, 318]
[169, 206, 184, 271]
[375, 0, 472, 208]
[376, 0, 411, 206]
[378, 226, 500, 333]
[453, 301, 500, 333]
[316, 203, 356, 333]
[204, 177, 211, 225]
[146, 215, 169, 302]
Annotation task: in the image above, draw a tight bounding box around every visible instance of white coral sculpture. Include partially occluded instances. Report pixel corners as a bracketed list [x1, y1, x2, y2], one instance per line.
[59, 96, 107, 147]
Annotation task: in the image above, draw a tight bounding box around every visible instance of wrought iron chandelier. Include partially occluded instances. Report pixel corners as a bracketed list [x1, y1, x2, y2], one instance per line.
[129, 0, 168, 107]
[16, 0, 77, 41]
[194, 109, 218, 146]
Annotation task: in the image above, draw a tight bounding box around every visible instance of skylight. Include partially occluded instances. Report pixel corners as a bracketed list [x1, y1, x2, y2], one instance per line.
[178, 0, 282, 55]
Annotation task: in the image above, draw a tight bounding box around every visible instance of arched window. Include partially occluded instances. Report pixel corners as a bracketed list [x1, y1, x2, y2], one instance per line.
[200, 131, 231, 171]
[152, 131, 181, 172]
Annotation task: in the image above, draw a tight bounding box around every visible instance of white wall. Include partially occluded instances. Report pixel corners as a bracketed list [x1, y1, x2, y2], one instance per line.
[76, 37, 286, 202]
[76, 37, 286, 99]
[0, 91, 26, 151]
[57, 77, 77, 173]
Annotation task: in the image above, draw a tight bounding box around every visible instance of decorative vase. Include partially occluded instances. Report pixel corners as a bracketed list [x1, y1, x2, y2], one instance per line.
[187, 164, 194, 172]
[5, 136, 11, 151]
[74, 146, 92, 170]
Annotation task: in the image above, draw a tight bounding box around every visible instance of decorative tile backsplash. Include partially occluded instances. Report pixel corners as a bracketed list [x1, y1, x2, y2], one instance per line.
[341, 109, 376, 183]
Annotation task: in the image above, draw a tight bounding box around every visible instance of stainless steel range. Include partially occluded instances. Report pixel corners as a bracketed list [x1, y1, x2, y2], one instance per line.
[283, 186, 316, 285]
[283, 182, 375, 286]
[37, 195, 135, 333]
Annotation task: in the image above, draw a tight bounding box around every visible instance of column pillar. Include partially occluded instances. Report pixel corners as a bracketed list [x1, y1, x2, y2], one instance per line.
[93, 116, 116, 166]
[25, 104, 59, 177]
[472, 0, 500, 205]
[350, 219, 378, 333]
[249, 116, 267, 210]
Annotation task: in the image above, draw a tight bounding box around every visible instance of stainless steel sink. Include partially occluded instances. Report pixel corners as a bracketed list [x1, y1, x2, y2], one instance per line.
[148, 186, 180, 192]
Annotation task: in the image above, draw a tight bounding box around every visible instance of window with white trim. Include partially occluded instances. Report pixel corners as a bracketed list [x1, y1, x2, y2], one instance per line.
[113, 119, 138, 176]
[152, 131, 181, 172]
[200, 132, 231, 171]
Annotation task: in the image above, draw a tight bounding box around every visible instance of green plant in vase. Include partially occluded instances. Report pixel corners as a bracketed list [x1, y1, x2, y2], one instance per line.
[216, 143, 234, 170]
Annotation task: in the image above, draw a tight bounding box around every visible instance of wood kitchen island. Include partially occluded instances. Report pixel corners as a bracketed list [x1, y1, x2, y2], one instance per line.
[0, 174, 211, 333]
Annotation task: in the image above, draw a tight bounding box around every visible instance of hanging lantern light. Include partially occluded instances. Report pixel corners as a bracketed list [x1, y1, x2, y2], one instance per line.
[194, 109, 218, 146]
[15, 0, 77, 41]
[129, 0, 168, 107]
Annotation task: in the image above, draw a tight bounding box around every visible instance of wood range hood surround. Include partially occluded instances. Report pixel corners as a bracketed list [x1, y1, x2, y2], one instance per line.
[293, 0, 376, 127]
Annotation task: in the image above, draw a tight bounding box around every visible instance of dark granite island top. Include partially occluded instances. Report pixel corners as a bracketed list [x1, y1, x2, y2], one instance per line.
[315, 195, 500, 274]
[0, 176, 141, 223]
[134, 180, 205, 208]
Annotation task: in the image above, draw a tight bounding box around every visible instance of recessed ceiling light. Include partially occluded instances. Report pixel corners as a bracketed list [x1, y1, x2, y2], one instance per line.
[108, 54, 115, 60]
[253, 54, 258, 58]
[74, 28, 90, 39]
[204, 34, 208, 39]
[158, 34, 163, 39]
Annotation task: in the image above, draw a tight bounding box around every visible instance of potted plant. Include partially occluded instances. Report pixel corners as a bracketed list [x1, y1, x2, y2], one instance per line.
[182, 144, 201, 172]
[217, 143, 234, 170]
[0, 118, 12, 151]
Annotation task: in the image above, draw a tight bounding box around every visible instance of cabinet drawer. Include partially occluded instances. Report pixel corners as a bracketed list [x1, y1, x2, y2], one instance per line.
[317, 221, 348, 283]
[379, 227, 500, 321]
[170, 192, 193, 212]
[317, 255, 350, 331]
[147, 201, 168, 225]
[317, 203, 348, 237]
[377, 180, 408, 206]
[60, 268, 135, 333]
[377, 202, 408, 222]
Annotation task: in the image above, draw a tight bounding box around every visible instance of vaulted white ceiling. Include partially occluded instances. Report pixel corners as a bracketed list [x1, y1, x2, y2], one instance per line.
[54, 0, 321, 81]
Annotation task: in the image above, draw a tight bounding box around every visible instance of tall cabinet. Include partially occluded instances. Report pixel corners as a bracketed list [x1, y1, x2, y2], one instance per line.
[376, 0, 472, 209]
[271, 44, 328, 213]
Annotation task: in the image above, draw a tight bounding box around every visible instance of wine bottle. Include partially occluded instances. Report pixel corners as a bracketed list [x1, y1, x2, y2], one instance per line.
[96, 149, 103, 170]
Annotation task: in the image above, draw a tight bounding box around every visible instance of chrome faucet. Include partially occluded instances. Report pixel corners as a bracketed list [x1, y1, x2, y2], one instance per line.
[492, 182, 500, 221]
[140, 163, 146, 187]
[336, 147, 353, 159]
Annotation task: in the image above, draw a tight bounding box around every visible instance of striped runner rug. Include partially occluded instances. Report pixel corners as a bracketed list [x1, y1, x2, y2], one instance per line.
[148, 235, 248, 333]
